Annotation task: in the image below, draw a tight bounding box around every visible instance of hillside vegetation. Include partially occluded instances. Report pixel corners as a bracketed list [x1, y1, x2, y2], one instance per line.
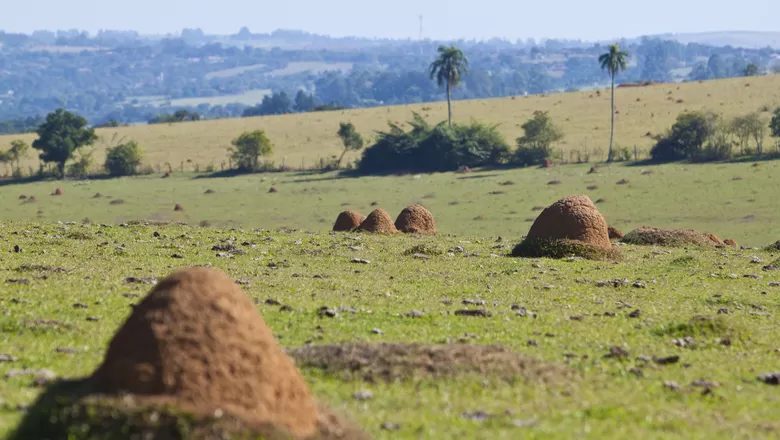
[2, 75, 779, 173]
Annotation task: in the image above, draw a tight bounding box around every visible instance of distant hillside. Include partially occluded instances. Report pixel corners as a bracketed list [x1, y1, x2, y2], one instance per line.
[654, 31, 780, 49]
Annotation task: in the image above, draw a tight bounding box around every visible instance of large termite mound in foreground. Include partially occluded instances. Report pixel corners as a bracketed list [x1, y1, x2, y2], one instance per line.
[11, 268, 367, 440]
[92, 267, 319, 438]
[512, 195, 618, 260]
[356, 208, 398, 234]
[395, 204, 437, 235]
[333, 210, 365, 232]
[622, 227, 725, 248]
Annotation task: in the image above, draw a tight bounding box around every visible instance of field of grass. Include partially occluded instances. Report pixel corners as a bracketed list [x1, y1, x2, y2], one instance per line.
[0, 221, 778, 438]
[0, 161, 777, 247]
[2, 75, 779, 174]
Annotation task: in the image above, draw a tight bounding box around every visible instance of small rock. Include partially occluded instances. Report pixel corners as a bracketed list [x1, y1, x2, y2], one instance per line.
[462, 298, 486, 306]
[604, 346, 629, 359]
[370, 328, 383, 335]
[380, 422, 400, 431]
[405, 310, 425, 318]
[672, 336, 695, 348]
[454, 309, 492, 317]
[317, 307, 338, 318]
[628, 309, 641, 318]
[663, 380, 681, 391]
[758, 372, 780, 385]
[353, 390, 374, 401]
[351, 258, 371, 264]
[461, 410, 490, 421]
[0, 354, 17, 362]
[654, 355, 680, 365]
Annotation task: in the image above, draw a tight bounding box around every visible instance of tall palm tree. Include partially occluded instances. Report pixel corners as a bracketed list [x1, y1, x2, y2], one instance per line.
[599, 44, 629, 162]
[429, 45, 468, 127]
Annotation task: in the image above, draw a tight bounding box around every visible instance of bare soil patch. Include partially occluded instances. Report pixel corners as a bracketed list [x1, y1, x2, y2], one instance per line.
[289, 343, 569, 383]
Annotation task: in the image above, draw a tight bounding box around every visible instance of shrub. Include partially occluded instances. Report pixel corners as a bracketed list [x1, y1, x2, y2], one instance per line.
[513, 111, 563, 166]
[650, 111, 719, 162]
[229, 130, 273, 171]
[359, 113, 509, 173]
[105, 141, 143, 176]
[67, 149, 94, 178]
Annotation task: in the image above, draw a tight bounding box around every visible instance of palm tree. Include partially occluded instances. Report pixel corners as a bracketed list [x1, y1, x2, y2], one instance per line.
[429, 45, 468, 127]
[599, 44, 629, 162]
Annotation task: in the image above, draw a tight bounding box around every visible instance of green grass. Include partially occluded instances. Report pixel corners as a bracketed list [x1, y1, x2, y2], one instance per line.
[0, 160, 778, 247]
[1, 221, 779, 438]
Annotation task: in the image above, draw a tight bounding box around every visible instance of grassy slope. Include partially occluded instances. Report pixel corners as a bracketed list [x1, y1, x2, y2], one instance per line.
[2, 75, 779, 172]
[0, 161, 778, 247]
[0, 223, 778, 439]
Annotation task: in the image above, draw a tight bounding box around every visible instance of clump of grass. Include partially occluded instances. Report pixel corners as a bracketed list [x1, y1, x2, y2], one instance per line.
[654, 315, 744, 341]
[403, 243, 444, 256]
[511, 237, 620, 261]
[669, 255, 698, 266]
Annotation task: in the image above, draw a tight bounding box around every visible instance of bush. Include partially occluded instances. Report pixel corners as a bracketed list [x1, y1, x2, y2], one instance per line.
[105, 141, 143, 176]
[650, 111, 719, 162]
[230, 130, 273, 171]
[513, 111, 563, 166]
[359, 113, 509, 173]
[67, 150, 94, 178]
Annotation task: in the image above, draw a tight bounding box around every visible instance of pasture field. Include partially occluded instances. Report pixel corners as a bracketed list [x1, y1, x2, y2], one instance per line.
[0, 221, 778, 438]
[1, 74, 779, 174]
[0, 160, 778, 247]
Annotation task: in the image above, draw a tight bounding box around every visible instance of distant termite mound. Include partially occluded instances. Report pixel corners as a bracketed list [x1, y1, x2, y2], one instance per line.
[395, 204, 436, 235]
[622, 227, 725, 248]
[333, 210, 365, 232]
[356, 208, 398, 234]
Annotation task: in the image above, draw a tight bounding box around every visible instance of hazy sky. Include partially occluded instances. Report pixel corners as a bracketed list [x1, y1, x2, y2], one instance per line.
[1, 0, 777, 41]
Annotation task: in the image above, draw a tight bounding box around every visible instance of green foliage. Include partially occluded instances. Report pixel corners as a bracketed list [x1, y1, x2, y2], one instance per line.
[32, 109, 97, 177]
[743, 63, 759, 76]
[148, 110, 201, 124]
[429, 45, 468, 126]
[104, 141, 143, 176]
[514, 111, 563, 166]
[650, 111, 720, 162]
[230, 130, 273, 171]
[729, 112, 766, 154]
[242, 92, 292, 117]
[336, 122, 364, 168]
[359, 113, 509, 173]
[66, 149, 94, 178]
[769, 107, 780, 138]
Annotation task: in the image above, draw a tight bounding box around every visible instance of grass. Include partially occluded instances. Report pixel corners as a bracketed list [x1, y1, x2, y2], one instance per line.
[2, 74, 779, 173]
[0, 222, 778, 438]
[0, 160, 778, 247]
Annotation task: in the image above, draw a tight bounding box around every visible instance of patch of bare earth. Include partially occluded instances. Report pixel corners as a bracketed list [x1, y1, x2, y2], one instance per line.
[289, 343, 570, 383]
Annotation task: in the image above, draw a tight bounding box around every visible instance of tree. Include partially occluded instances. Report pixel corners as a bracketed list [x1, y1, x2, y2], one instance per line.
[336, 122, 364, 168]
[7, 140, 29, 172]
[429, 45, 468, 127]
[32, 109, 97, 178]
[730, 112, 766, 155]
[105, 141, 143, 176]
[771, 107, 780, 140]
[230, 130, 273, 171]
[294, 90, 316, 112]
[744, 63, 759, 76]
[599, 44, 629, 162]
[514, 111, 564, 166]
[650, 111, 720, 162]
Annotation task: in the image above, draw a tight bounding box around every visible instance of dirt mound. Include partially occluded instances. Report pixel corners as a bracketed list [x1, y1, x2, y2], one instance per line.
[332, 210, 365, 232]
[52, 188, 63, 196]
[289, 343, 569, 383]
[269, 186, 279, 193]
[723, 239, 738, 248]
[512, 195, 617, 260]
[92, 267, 319, 438]
[356, 208, 398, 234]
[173, 203, 184, 211]
[766, 240, 780, 251]
[394, 204, 436, 235]
[608, 226, 624, 240]
[622, 227, 725, 248]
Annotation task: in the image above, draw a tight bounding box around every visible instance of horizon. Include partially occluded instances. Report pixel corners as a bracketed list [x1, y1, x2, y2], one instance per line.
[0, 0, 777, 42]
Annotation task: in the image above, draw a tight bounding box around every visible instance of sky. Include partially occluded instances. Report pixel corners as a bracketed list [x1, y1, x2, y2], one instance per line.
[0, 0, 777, 41]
